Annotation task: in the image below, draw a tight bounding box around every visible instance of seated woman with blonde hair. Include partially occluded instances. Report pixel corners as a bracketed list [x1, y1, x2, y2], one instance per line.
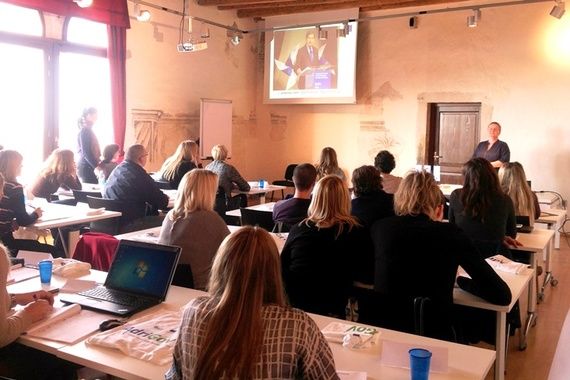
[166, 227, 338, 380]
[30, 148, 82, 200]
[158, 140, 199, 189]
[499, 162, 540, 225]
[281, 175, 371, 317]
[158, 169, 229, 290]
[0, 243, 76, 378]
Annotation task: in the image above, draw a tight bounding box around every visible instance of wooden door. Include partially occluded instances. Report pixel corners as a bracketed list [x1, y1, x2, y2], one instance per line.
[426, 103, 481, 185]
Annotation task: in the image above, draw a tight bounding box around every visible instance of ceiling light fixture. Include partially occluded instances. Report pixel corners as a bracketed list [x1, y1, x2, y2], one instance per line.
[227, 22, 243, 46]
[133, 3, 151, 22]
[73, 0, 93, 8]
[550, 0, 566, 18]
[337, 22, 351, 37]
[467, 9, 481, 27]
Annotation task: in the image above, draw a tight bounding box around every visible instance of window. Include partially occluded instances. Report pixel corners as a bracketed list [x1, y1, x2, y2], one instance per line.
[0, 2, 42, 36]
[0, 7, 112, 183]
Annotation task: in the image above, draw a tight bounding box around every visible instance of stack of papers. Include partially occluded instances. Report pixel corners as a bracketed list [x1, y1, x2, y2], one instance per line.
[486, 254, 527, 274]
[321, 322, 380, 344]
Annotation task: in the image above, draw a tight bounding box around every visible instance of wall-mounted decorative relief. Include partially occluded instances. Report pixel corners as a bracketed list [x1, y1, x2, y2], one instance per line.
[132, 109, 199, 172]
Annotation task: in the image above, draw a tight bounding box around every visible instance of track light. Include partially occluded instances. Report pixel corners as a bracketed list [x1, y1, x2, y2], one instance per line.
[227, 22, 243, 46]
[550, 0, 566, 19]
[73, 0, 93, 8]
[467, 9, 481, 27]
[133, 3, 151, 22]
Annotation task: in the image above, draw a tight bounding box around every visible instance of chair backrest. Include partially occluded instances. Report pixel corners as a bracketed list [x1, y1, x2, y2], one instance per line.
[73, 189, 102, 203]
[154, 179, 172, 190]
[86, 196, 146, 234]
[240, 207, 275, 231]
[172, 263, 194, 289]
[284, 164, 298, 181]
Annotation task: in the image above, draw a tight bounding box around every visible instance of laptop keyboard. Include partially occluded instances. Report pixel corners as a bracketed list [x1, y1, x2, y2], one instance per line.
[79, 287, 149, 307]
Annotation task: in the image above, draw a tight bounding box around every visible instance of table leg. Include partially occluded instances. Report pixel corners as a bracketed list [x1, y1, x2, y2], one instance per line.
[541, 235, 558, 295]
[520, 252, 537, 350]
[57, 228, 69, 258]
[495, 311, 507, 380]
[259, 194, 266, 204]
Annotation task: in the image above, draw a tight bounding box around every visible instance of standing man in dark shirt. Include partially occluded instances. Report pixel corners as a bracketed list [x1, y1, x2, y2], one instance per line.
[272, 163, 316, 228]
[104, 144, 169, 230]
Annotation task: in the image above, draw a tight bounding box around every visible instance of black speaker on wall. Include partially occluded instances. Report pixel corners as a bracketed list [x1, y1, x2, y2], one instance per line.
[409, 16, 418, 29]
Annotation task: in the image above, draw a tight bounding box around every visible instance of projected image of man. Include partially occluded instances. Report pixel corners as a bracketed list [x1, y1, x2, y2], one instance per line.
[294, 31, 321, 89]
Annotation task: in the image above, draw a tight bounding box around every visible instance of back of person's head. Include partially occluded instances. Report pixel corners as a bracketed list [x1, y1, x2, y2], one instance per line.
[374, 150, 396, 174]
[211, 144, 228, 161]
[1, 242, 9, 278]
[292, 163, 317, 191]
[352, 165, 383, 197]
[196, 227, 285, 379]
[160, 140, 198, 180]
[307, 175, 358, 233]
[499, 162, 535, 218]
[394, 170, 441, 217]
[102, 144, 120, 163]
[125, 144, 146, 163]
[461, 157, 502, 219]
[41, 148, 76, 178]
[171, 169, 217, 220]
[0, 150, 23, 182]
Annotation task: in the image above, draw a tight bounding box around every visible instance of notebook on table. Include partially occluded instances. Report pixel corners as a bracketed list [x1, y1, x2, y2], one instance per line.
[516, 215, 534, 233]
[60, 240, 181, 316]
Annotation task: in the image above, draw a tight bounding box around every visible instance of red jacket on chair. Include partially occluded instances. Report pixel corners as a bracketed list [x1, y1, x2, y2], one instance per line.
[73, 232, 119, 271]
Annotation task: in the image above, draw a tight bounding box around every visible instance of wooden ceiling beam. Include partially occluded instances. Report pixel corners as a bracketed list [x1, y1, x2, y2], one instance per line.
[360, 0, 462, 12]
[235, 0, 424, 18]
[197, 0, 286, 6]
[218, 0, 395, 10]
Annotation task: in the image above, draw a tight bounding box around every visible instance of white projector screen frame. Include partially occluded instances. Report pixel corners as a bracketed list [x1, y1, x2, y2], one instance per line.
[263, 9, 359, 105]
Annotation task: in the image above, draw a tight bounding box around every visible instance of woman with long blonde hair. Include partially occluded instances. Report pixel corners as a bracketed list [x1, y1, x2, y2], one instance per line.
[159, 140, 199, 189]
[158, 169, 229, 290]
[499, 162, 540, 224]
[281, 175, 370, 317]
[315, 146, 345, 181]
[30, 148, 81, 199]
[166, 227, 338, 380]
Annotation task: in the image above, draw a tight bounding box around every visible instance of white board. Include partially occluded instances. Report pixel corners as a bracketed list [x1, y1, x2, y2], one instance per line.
[199, 98, 232, 159]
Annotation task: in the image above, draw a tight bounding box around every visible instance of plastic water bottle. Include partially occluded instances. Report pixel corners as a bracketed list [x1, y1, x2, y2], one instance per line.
[258, 179, 265, 188]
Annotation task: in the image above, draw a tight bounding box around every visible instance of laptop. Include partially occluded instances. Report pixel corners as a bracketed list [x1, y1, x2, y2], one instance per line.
[60, 240, 181, 316]
[516, 215, 534, 233]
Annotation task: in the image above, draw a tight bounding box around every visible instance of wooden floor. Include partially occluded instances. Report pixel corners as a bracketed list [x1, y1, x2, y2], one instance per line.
[484, 231, 570, 380]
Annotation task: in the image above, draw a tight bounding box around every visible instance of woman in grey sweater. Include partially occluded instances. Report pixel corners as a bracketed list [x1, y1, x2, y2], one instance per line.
[159, 169, 229, 290]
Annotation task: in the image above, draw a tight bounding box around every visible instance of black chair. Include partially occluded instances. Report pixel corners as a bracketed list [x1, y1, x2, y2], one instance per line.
[72, 189, 102, 203]
[172, 263, 194, 289]
[154, 179, 172, 190]
[86, 196, 146, 235]
[240, 207, 275, 231]
[272, 164, 298, 200]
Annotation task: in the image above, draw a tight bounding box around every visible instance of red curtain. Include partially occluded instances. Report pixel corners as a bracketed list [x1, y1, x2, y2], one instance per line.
[108, 25, 127, 157]
[8, 0, 130, 28]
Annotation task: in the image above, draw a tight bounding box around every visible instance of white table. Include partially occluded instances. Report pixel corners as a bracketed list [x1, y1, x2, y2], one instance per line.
[13, 270, 495, 380]
[517, 228, 556, 300]
[225, 201, 276, 217]
[453, 267, 534, 380]
[238, 182, 287, 204]
[30, 202, 121, 257]
[536, 192, 562, 209]
[536, 209, 566, 250]
[439, 183, 462, 197]
[114, 224, 288, 254]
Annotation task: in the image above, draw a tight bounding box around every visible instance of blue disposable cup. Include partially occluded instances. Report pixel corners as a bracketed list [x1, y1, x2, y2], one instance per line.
[259, 179, 265, 188]
[38, 260, 53, 284]
[409, 348, 432, 380]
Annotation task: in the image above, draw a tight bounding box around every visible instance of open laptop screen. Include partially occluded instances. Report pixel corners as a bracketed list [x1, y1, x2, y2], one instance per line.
[105, 240, 180, 300]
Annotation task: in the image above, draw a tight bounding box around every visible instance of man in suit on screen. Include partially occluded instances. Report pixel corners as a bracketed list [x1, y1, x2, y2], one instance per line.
[294, 31, 321, 89]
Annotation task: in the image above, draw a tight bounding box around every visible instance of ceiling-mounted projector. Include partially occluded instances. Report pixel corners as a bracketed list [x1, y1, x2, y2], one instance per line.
[176, 41, 208, 52]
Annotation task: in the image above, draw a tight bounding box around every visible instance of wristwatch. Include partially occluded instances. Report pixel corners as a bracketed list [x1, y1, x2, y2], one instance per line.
[9, 294, 17, 308]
